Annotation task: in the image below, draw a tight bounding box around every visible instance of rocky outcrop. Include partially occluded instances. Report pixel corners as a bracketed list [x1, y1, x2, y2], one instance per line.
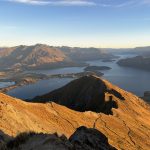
[0, 126, 116, 150]
[69, 126, 116, 150]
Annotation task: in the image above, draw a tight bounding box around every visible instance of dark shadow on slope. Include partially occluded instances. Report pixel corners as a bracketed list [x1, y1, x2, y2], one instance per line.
[7, 132, 36, 149]
[0, 130, 12, 150]
[32, 76, 125, 115]
[0, 126, 116, 150]
[107, 89, 125, 100]
[69, 126, 117, 150]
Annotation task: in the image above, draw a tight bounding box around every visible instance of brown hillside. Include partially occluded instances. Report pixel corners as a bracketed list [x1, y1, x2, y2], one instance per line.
[0, 44, 67, 70]
[0, 76, 150, 149]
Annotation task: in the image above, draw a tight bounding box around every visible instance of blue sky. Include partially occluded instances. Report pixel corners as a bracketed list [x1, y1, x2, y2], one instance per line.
[0, 0, 150, 48]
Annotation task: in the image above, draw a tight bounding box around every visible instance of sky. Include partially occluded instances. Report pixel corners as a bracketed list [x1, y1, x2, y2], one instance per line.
[0, 0, 150, 48]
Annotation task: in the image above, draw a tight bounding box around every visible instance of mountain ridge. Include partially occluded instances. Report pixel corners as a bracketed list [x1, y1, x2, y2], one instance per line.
[0, 44, 67, 70]
[0, 44, 114, 71]
[32, 75, 122, 114]
[0, 76, 150, 149]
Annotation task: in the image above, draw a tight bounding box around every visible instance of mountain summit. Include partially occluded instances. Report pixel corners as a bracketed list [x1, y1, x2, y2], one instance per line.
[33, 75, 125, 114]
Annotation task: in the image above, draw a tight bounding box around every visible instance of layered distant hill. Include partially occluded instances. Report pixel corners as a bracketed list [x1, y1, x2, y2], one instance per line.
[131, 46, 150, 56]
[0, 44, 115, 71]
[0, 75, 150, 149]
[105, 46, 150, 56]
[117, 56, 150, 71]
[56, 46, 115, 61]
[0, 44, 69, 70]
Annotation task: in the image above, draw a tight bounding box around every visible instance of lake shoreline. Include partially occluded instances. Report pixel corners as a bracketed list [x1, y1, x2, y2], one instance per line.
[0, 71, 104, 94]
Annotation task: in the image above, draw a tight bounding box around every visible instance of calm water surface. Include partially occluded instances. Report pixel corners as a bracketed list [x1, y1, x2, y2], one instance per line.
[7, 78, 73, 99]
[7, 54, 150, 99]
[87, 54, 150, 97]
[0, 82, 15, 89]
[26, 67, 85, 75]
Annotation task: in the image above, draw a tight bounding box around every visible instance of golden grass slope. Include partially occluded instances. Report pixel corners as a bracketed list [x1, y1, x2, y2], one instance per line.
[0, 77, 150, 150]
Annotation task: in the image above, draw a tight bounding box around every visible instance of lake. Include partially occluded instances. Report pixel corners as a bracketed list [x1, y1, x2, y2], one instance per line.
[87, 54, 150, 97]
[7, 54, 150, 100]
[7, 78, 73, 99]
[0, 81, 15, 89]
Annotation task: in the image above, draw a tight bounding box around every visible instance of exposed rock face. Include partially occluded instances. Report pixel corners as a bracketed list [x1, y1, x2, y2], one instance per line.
[69, 126, 116, 150]
[0, 76, 150, 149]
[0, 126, 116, 150]
[32, 76, 123, 114]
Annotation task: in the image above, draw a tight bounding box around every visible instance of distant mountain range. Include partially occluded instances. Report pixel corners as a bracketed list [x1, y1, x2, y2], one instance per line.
[0, 44, 66, 70]
[106, 46, 150, 71]
[104, 46, 150, 56]
[57, 46, 115, 61]
[0, 44, 115, 71]
[117, 55, 150, 71]
[0, 75, 150, 149]
[131, 46, 150, 56]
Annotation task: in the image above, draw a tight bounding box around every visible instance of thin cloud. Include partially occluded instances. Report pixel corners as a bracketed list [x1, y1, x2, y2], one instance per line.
[114, 0, 150, 8]
[8, 0, 50, 5]
[7, 0, 96, 6]
[6, 0, 150, 7]
[54, 0, 96, 6]
[97, 0, 140, 8]
[98, 0, 150, 8]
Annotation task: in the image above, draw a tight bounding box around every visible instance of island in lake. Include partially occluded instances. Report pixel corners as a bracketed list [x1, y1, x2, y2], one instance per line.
[84, 66, 112, 72]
